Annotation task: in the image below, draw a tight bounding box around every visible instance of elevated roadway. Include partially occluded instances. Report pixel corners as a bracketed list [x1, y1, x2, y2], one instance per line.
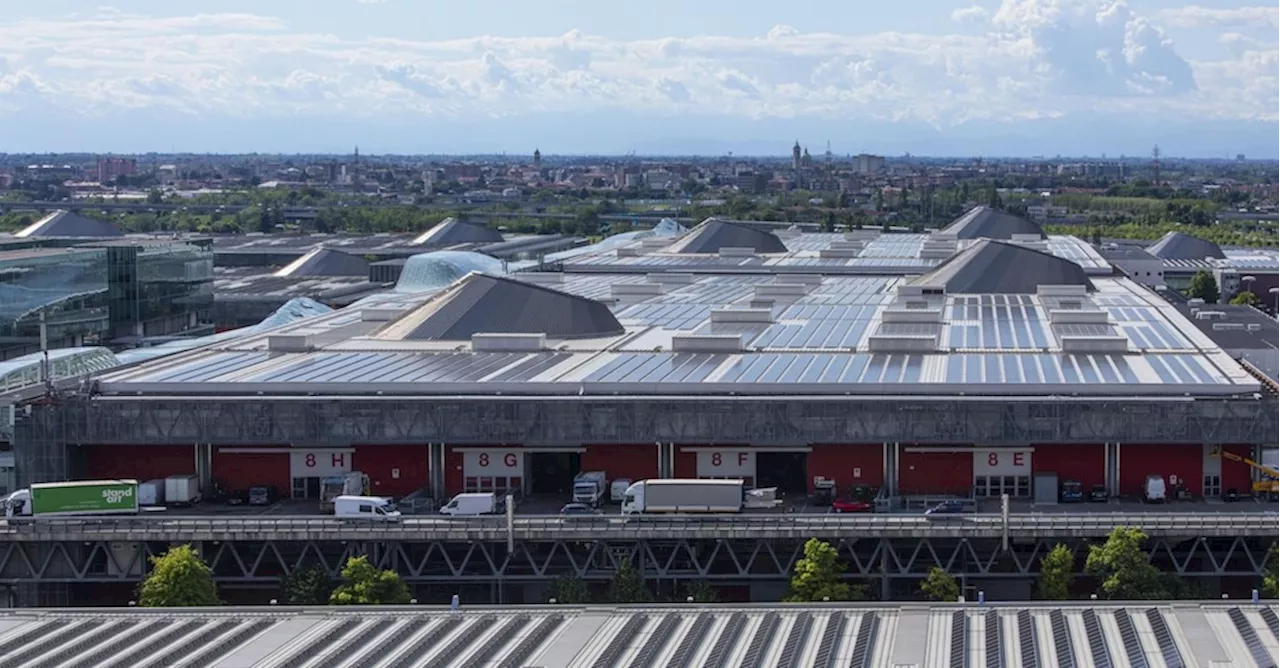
[6, 511, 1275, 543]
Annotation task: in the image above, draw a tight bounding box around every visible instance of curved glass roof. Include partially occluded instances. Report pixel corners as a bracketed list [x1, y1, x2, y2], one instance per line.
[0, 347, 120, 393]
[394, 251, 507, 292]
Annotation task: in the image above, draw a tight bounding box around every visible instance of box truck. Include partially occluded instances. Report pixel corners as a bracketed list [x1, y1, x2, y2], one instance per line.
[621, 479, 744, 515]
[5, 480, 140, 518]
[1143, 474, 1166, 503]
[164, 475, 201, 506]
[572, 471, 608, 507]
[138, 479, 165, 506]
[320, 472, 369, 512]
[439, 492, 500, 517]
[334, 495, 401, 521]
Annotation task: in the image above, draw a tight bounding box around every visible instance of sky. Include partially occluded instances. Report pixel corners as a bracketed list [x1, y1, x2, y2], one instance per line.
[0, 0, 1276, 157]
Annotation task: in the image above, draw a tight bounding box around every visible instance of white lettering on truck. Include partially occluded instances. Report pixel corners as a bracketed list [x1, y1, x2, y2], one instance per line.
[102, 488, 133, 504]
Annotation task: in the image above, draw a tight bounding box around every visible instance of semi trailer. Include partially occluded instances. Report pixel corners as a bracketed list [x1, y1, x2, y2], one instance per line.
[620, 479, 744, 515]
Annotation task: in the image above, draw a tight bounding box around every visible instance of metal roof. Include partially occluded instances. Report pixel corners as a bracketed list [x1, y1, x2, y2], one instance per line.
[1149, 231, 1226, 261]
[412, 217, 505, 245]
[666, 219, 789, 254]
[14, 210, 124, 238]
[376, 273, 625, 341]
[94, 272, 1260, 397]
[911, 240, 1096, 294]
[273, 248, 370, 278]
[943, 206, 1047, 240]
[0, 603, 1274, 668]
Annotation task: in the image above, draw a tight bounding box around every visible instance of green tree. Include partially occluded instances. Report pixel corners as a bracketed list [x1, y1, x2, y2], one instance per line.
[329, 556, 412, 605]
[785, 538, 861, 602]
[281, 565, 332, 605]
[606, 561, 653, 603]
[682, 580, 720, 603]
[1037, 544, 1074, 600]
[1229, 291, 1260, 306]
[547, 573, 592, 604]
[1263, 548, 1278, 599]
[1085, 527, 1167, 600]
[137, 544, 220, 607]
[920, 567, 960, 602]
[1187, 270, 1220, 303]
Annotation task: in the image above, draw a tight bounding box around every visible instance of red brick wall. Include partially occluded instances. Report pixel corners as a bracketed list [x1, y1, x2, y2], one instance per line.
[212, 448, 290, 493]
[1032, 444, 1105, 488]
[354, 444, 430, 498]
[82, 445, 195, 482]
[898, 450, 973, 495]
[1119, 443, 1203, 496]
[806, 444, 883, 493]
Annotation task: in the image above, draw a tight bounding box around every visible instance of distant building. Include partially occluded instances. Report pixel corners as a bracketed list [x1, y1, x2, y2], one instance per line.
[852, 154, 885, 174]
[792, 141, 802, 171]
[97, 157, 136, 184]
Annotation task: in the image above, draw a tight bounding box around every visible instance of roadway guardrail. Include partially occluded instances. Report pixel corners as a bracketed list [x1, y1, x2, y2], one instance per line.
[3, 511, 1274, 542]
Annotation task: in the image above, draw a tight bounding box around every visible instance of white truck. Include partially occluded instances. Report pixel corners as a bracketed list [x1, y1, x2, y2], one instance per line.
[334, 495, 401, 521]
[439, 492, 500, 517]
[164, 475, 201, 506]
[1143, 474, 1167, 503]
[138, 479, 165, 506]
[320, 472, 369, 512]
[621, 479, 744, 515]
[572, 471, 608, 507]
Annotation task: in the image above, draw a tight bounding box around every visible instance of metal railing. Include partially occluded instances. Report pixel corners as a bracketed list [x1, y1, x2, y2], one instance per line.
[3, 511, 1275, 538]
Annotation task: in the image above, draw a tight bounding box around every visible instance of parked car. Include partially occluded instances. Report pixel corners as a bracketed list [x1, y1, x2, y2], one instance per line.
[559, 503, 600, 518]
[1088, 485, 1109, 503]
[1059, 480, 1084, 503]
[248, 485, 278, 506]
[1223, 488, 1241, 503]
[924, 500, 967, 516]
[830, 498, 873, 513]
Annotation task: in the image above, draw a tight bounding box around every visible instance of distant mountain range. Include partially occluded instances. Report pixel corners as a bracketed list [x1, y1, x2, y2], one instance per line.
[7, 109, 1278, 159]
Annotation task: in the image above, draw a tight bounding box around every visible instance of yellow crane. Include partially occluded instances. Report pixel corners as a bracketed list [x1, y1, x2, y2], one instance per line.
[1209, 447, 1279, 494]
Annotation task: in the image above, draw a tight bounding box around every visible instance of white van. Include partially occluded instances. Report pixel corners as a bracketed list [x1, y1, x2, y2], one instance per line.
[439, 492, 498, 516]
[334, 495, 401, 521]
[1143, 474, 1166, 503]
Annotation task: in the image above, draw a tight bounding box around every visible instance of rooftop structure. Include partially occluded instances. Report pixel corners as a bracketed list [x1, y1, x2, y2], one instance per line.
[14, 210, 123, 238]
[1149, 231, 1227, 261]
[0, 603, 1273, 668]
[273, 247, 370, 278]
[942, 206, 1047, 240]
[411, 216, 505, 245]
[910, 240, 1095, 294]
[666, 218, 789, 254]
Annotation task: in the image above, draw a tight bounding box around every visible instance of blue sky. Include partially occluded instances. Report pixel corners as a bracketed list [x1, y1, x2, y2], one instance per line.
[0, 1, 1276, 156]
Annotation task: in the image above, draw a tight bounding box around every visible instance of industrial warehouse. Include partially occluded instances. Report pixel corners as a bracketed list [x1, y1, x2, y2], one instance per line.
[4, 209, 1278, 606]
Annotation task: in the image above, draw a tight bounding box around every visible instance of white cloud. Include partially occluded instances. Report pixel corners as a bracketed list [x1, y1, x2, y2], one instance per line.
[1155, 5, 1278, 29]
[951, 6, 990, 24]
[0, 2, 1272, 129]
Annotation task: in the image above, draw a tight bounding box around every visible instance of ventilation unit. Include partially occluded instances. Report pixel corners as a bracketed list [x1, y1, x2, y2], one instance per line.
[361, 309, 405, 322]
[882, 301, 944, 323]
[611, 282, 664, 298]
[919, 236, 959, 259]
[519, 272, 565, 285]
[615, 247, 643, 257]
[671, 334, 745, 353]
[1037, 284, 1089, 298]
[819, 247, 860, 259]
[471, 333, 547, 352]
[268, 335, 314, 352]
[844, 230, 880, 241]
[710, 308, 773, 324]
[1048, 309, 1109, 325]
[865, 333, 938, 353]
[754, 283, 809, 299]
[1058, 335, 1128, 353]
[774, 274, 823, 286]
[1009, 233, 1050, 252]
[646, 272, 695, 286]
[718, 247, 758, 258]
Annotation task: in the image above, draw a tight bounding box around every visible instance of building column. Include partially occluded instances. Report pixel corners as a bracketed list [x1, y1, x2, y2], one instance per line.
[883, 442, 899, 497]
[194, 443, 212, 496]
[1105, 442, 1121, 497]
[428, 443, 447, 498]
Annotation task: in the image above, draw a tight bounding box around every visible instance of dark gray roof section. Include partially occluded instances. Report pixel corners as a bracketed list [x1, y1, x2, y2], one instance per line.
[1147, 231, 1226, 260]
[415, 217, 505, 245]
[383, 272, 624, 340]
[15, 210, 123, 238]
[275, 247, 370, 277]
[943, 206, 1047, 240]
[912, 239, 1096, 294]
[667, 218, 788, 254]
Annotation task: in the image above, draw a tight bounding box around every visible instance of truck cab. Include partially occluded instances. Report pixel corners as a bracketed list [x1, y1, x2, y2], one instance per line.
[3, 489, 30, 517]
[333, 495, 401, 521]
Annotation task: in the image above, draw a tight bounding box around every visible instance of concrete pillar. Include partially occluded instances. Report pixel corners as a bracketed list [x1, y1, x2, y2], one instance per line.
[195, 443, 213, 495]
[1105, 442, 1121, 497]
[883, 442, 899, 497]
[428, 443, 446, 498]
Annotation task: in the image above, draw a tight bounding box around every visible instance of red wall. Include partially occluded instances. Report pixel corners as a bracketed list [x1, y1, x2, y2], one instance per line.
[213, 448, 290, 493]
[354, 445, 429, 498]
[82, 445, 195, 482]
[674, 451, 697, 478]
[581, 444, 659, 482]
[1032, 444, 1105, 488]
[1119, 443, 1203, 496]
[898, 450, 973, 495]
[444, 447, 464, 496]
[1219, 444, 1255, 493]
[807, 444, 883, 493]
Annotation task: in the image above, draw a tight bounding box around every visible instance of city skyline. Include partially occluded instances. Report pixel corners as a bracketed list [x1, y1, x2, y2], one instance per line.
[1, 1, 1277, 157]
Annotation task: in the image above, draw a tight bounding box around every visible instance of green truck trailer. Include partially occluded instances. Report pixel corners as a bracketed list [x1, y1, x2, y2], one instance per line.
[4, 480, 140, 517]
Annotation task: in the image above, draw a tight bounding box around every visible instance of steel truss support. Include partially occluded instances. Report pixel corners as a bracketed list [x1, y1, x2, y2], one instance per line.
[17, 396, 1279, 453]
[1, 536, 1272, 585]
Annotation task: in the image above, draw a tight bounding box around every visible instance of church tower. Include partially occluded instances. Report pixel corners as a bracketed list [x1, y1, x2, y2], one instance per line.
[533, 148, 542, 171]
[792, 141, 802, 171]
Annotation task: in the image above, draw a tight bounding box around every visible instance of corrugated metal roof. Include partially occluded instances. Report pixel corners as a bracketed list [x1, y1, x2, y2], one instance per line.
[912, 240, 1096, 294]
[0, 604, 1273, 668]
